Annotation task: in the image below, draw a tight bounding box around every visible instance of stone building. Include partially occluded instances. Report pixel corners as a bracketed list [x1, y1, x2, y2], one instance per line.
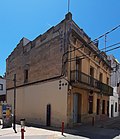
[6, 13, 113, 127]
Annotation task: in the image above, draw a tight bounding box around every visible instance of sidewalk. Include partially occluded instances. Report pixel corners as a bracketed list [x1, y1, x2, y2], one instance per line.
[0, 124, 89, 139]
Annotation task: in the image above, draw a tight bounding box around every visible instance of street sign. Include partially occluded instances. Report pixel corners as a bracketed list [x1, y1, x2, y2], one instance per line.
[2, 104, 12, 128]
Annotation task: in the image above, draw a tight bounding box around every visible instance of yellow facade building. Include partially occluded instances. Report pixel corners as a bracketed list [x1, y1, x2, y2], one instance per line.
[6, 13, 113, 127]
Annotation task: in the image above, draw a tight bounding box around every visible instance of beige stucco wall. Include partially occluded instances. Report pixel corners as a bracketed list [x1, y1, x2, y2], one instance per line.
[7, 78, 68, 127]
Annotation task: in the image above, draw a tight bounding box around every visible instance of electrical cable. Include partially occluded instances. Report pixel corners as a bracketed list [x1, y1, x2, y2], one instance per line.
[93, 24, 120, 42]
[105, 45, 120, 52]
[100, 42, 120, 51]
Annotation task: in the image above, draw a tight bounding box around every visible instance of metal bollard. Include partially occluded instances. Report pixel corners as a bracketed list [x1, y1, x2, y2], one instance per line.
[21, 128, 25, 139]
[61, 121, 64, 135]
[20, 119, 25, 139]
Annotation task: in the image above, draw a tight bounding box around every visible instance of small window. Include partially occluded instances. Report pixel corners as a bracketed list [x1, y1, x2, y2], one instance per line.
[0, 84, 3, 90]
[115, 102, 117, 112]
[24, 70, 28, 83]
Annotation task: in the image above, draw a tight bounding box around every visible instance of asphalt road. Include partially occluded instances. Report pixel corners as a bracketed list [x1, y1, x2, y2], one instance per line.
[64, 126, 120, 139]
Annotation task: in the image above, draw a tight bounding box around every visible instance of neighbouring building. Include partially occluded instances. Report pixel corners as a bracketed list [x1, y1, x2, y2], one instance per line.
[6, 13, 113, 127]
[108, 55, 120, 116]
[0, 76, 6, 118]
[108, 55, 120, 87]
[109, 87, 119, 117]
[0, 76, 6, 103]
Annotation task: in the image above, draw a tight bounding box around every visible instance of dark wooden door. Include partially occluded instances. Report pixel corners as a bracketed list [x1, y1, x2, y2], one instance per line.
[46, 104, 51, 126]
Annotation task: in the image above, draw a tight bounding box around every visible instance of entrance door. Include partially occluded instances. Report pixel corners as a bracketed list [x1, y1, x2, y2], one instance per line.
[46, 104, 51, 126]
[107, 101, 109, 116]
[97, 99, 100, 115]
[111, 104, 113, 117]
[73, 93, 79, 123]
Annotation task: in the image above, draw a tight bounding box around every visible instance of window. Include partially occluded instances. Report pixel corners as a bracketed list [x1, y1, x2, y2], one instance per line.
[102, 100, 105, 114]
[24, 69, 28, 83]
[73, 37, 77, 45]
[0, 84, 3, 90]
[76, 58, 82, 71]
[88, 96, 93, 114]
[115, 102, 117, 112]
[76, 58, 82, 81]
[107, 77, 109, 85]
[90, 67, 94, 86]
[99, 73, 103, 82]
[90, 67, 94, 77]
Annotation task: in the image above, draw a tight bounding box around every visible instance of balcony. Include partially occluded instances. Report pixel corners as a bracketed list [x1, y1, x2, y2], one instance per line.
[70, 70, 113, 96]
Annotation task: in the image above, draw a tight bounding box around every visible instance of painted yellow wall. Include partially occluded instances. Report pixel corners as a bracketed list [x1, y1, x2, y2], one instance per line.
[7, 79, 68, 127]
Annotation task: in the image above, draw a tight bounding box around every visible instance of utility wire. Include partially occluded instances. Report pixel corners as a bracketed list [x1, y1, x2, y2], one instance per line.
[100, 42, 120, 51]
[105, 45, 120, 52]
[93, 24, 120, 42]
[62, 24, 120, 65]
[63, 24, 120, 60]
[66, 42, 120, 64]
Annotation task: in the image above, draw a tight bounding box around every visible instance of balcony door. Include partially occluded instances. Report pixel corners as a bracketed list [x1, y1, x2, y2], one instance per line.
[90, 66, 94, 86]
[76, 58, 82, 81]
[99, 73, 103, 82]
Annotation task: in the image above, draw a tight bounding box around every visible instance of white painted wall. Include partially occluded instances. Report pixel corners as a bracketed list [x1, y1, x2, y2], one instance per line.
[0, 78, 6, 95]
[108, 55, 120, 87]
[109, 87, 119, 117]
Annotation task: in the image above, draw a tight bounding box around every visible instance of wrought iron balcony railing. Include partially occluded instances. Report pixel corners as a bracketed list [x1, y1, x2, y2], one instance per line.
[70, 70, 113, 96]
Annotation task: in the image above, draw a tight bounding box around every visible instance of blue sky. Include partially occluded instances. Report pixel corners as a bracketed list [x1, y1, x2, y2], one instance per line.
[0, 0, 120, 76]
